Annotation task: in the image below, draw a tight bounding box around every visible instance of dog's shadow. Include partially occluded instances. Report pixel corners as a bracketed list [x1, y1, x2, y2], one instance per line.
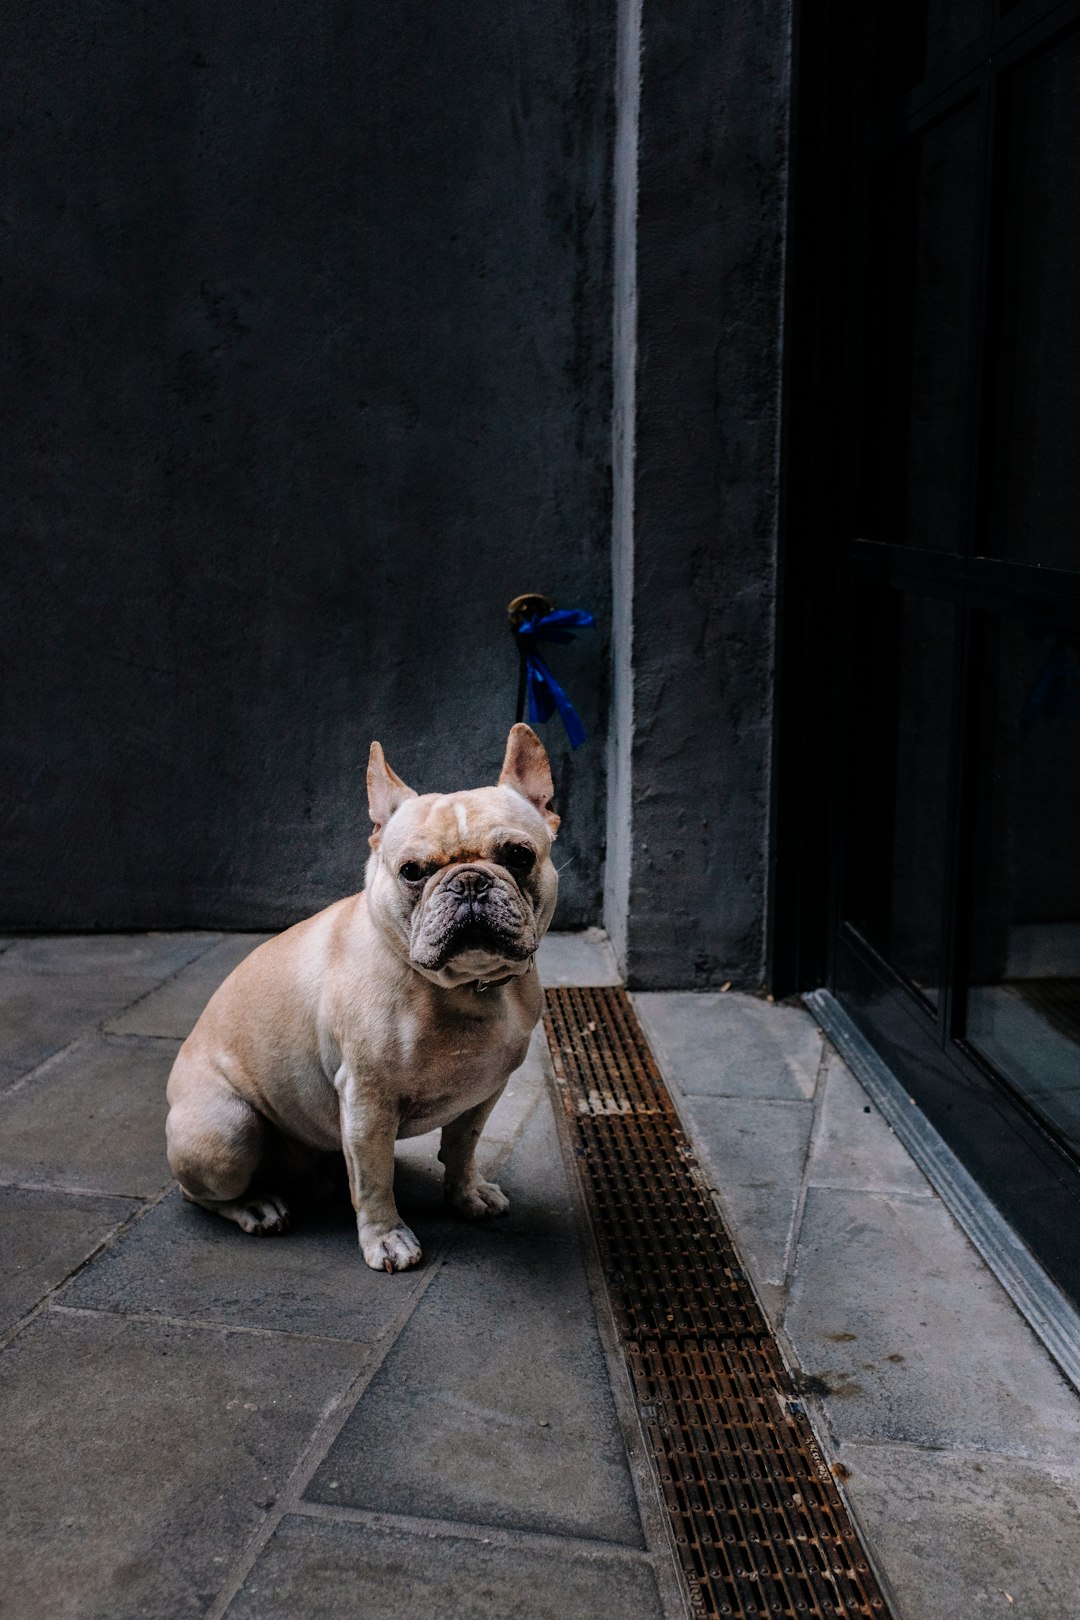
[265, 1146, 448, 1240]
[237, 1140, 568, 1250]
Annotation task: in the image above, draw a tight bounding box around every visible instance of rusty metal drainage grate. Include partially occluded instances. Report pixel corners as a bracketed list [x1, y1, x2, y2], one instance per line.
[544, 986, 891, 1620]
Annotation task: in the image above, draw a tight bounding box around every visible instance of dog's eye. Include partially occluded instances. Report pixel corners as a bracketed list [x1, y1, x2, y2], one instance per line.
[501, 844, 535, 875]
[399, 861, 433, 884]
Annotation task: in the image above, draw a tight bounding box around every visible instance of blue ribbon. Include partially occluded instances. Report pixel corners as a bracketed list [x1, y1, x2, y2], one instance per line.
[516, 608, 595, 749]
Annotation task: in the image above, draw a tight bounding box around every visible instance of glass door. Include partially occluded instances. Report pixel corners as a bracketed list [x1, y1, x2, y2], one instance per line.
[825, 0, 1080, 1305]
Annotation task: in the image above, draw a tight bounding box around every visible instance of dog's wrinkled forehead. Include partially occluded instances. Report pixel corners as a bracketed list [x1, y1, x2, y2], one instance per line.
[384, 786, 548, 861]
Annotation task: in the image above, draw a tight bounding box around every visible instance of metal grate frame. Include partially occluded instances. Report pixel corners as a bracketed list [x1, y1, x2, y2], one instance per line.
[543, 985, 892, 1620]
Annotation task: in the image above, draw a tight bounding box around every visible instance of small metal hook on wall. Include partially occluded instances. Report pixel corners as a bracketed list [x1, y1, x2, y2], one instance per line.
[507, 593, 554, 724]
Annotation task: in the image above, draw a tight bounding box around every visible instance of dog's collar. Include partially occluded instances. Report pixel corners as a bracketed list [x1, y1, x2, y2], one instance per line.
[473, 957, 534, 994]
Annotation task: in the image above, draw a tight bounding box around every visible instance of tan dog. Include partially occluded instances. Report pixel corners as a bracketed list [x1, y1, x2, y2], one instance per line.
[165, 724, 559, 1272]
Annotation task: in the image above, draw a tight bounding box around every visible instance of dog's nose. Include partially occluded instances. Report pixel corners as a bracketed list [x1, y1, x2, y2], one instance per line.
[446, 868, 492, 898]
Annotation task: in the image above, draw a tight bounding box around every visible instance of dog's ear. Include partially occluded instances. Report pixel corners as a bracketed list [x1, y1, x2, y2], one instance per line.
[498, 723, 559, 837]
[367, 742, 417, 848]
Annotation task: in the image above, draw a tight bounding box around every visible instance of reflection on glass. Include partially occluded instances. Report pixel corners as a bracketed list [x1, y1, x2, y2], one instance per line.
[858, 102, 980, 551]
[986, 25, 1080, 573]
[844, 587, 954, 1004]
[967, 619, 1080, 1152]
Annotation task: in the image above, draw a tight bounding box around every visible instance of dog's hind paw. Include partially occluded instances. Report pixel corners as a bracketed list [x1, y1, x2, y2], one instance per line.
[236, 1195, 291, 1235]
[448, 1179, 511, 1220]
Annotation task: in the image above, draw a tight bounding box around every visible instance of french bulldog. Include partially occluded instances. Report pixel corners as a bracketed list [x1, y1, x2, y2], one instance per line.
[165, 723, 559, 1272]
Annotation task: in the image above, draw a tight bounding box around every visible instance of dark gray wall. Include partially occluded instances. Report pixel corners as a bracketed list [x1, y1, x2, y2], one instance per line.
[1, 1, 612, 929]
[606, 0, 789, 987]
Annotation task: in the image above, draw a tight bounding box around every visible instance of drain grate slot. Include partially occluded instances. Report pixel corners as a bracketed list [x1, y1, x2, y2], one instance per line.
[544, 986, 891, 1620]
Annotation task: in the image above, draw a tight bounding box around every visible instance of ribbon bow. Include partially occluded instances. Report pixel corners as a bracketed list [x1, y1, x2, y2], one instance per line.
[515, 608, 595, 749]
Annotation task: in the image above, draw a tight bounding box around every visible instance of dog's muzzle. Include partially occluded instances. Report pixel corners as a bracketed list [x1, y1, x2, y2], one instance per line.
[410, 865, 535, 972]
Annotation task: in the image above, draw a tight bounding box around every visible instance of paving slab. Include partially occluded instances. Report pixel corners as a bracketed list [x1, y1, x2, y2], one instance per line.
[0, 939, 215, 1088]
[0, 933, 219, 978]
[226, 1514, 664, 1620]
[805, 1050, 931, 1197]
[0, 1186, 138, 1333]
[397, 1087, 577, 1251]
[0, 1310, 367, 1620]
[840, 1442, 1080, 1620]
[633, 990, 823, 1100]
[786, 1186, 1080, 1461]
[0, 933, 214, 1090]
[0, 974, 168, 1093]
[481, 1090, 580, 1248]
[537, 929, 621, 986]
[306, 1234, 644, 1546]
[674, 1095, 814, 1285]
[105, 934, 272, 1038]
[0, 1033, 178, 1196]
[477, 1023, 550, 1150]
[63, 1023, 564, 1338]
[61, 1183, 448, 1342]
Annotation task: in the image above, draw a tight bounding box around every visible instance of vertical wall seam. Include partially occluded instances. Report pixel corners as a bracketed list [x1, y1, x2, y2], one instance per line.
[761, 6, 796, 983]
[603, 0, 642, 973]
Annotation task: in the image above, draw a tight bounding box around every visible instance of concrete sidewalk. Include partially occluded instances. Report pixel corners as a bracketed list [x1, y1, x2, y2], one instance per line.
[4, 931, 1080, 1619]
[0, 930, 671, 1620]
[636, 991, 1080, 1620]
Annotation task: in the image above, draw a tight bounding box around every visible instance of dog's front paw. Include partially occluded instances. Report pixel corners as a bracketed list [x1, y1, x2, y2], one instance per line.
[447, 1179, 511, 1220]
[360, 1223, 424, 1273]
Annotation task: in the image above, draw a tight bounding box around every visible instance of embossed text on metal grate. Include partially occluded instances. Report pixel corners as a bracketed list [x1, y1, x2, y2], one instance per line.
[543, 985, 892, 1620]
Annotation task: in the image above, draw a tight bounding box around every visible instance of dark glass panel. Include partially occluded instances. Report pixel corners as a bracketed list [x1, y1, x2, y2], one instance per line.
[985, 26, 1080, 572]
[872, 0, 987, 99]
[966, 618, 1080, 1153]
[844, 586, 955, 1004]
[921, 0, 987, 66]
[858, 102, 980, 551]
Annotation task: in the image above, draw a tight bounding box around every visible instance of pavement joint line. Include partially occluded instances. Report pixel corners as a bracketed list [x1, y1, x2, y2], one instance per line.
[0, 958, 209, 1103]
[0, 1032, 102, 1102]
[94, 931, 229, 1025]
[292, 1499, 664, 1563]
[0, 1180, 147, 1201]
[0, 1177, 173, 1200]
[779, 1029, 834, 1307]
[538, 1068, 695, 1620]
[833, 1436, 1080, 1479]
[0, 1176, 176, 1352]
[46, 1297, 442, 1351]
[99, 1031, 186, 1046]
[678, 1090, 813, 1103]
[803, 1180, 936, 1201]
[483, 1086, 545, 1173]
[0, 933, 226, 1092]
[199, 1237, 457, 1620]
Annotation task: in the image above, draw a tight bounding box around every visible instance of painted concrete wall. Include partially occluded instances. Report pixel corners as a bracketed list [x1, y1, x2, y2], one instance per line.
[607, 0, 790, 987]
[1, 1, 612, 929]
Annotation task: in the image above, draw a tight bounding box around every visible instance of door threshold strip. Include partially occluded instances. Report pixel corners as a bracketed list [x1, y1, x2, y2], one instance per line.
[543, 985, 893, 1620]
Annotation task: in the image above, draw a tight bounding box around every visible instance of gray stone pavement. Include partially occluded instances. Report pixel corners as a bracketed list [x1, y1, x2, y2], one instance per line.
[5, 929, 1080, 1620]
[0, 930, 668, 1620]
[636, 991, 1080, 1620]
